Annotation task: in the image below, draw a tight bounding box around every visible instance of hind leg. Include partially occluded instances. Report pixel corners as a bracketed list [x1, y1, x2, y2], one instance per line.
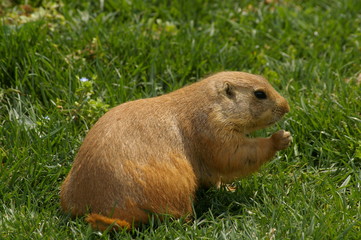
[137, 156, 197, 219]
[110, 154, 197, 224]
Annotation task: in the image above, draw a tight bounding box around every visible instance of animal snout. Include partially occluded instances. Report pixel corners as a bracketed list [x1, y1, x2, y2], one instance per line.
[274, 98, 290, 117]
[279, 99, 290, 115]
[283, 101, 290, 114]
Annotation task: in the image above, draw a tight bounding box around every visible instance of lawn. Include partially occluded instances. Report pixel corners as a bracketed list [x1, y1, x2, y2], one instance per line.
[1, 0, 360, 239]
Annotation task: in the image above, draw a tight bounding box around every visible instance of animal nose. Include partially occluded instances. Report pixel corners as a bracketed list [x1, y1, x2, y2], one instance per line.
[277, 98, 290, 115]
[282, 100, 290, 114]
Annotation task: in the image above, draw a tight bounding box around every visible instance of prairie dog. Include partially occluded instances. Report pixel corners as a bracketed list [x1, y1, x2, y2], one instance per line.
[60, 71, 292, 230]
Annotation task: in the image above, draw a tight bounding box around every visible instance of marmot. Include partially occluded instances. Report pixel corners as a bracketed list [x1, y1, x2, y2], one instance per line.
[60, 71, 292, 231]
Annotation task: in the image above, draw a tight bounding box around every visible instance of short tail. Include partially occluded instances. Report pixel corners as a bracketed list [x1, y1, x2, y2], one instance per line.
[85, 213, 131, 231]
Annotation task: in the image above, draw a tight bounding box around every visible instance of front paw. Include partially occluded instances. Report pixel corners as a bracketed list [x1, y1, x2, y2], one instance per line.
[271, 130, 292, 150]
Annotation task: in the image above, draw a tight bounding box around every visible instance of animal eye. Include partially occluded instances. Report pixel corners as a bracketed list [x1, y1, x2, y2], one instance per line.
[254, 90, 267, 99]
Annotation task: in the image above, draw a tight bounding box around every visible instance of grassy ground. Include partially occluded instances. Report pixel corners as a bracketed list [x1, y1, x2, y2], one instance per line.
[1, 0, 360, 239]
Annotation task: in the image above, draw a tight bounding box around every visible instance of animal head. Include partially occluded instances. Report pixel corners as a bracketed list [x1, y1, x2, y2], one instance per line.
[208, 72, 290, 134]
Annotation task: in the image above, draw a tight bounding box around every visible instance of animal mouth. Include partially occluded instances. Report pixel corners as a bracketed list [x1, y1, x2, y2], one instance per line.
[267, 116, 282, 126]
[266, 120, 277, 127]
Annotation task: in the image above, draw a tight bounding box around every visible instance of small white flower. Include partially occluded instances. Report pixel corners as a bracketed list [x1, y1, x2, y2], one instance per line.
[80, 77, 89, 82]
[44, 116, 50, 120]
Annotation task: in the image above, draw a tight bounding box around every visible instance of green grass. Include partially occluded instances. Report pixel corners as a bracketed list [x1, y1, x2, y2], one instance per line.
[1, 0, 361, 239]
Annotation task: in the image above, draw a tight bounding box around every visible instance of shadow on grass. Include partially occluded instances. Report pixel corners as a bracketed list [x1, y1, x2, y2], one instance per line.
[193, 184, 257, 219]
[57, 183, 259, 238]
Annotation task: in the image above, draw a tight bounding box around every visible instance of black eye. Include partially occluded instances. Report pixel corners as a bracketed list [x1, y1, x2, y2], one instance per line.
[254, 90, 267, 99]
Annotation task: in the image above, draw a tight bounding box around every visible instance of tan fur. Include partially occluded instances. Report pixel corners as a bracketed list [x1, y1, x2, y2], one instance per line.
[60, 71, 292, 230]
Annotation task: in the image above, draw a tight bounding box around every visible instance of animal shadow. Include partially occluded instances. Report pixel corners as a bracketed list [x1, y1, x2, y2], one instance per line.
[193, 184, 257, 219]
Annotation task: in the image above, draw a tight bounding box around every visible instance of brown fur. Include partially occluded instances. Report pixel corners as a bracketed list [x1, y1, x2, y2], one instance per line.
[60, 71, 292, 230]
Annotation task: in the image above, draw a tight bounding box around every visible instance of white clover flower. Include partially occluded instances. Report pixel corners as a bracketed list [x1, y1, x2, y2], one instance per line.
[79, 77, 89, 82]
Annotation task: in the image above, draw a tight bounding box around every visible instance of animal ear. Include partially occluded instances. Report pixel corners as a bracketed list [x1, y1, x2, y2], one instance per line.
[223, 82, 235, 98]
